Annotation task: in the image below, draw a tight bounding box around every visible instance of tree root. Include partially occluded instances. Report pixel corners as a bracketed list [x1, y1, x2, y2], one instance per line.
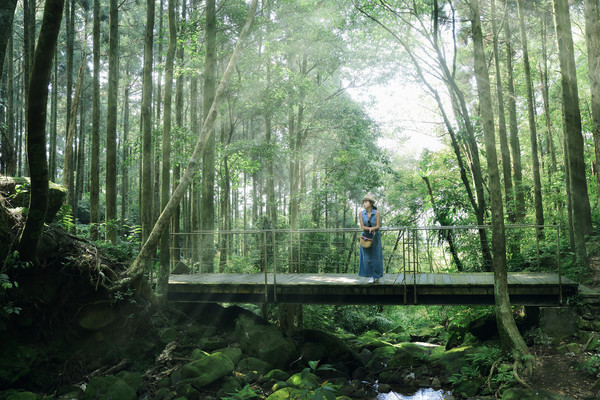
[486, 358, 501, 392]
[513, 360, 533, 391]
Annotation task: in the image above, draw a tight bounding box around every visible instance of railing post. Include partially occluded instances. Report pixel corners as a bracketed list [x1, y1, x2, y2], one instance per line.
[557, 225, 562, 305]
[536, 226, 541, 271]
[273, 230, 277, 303]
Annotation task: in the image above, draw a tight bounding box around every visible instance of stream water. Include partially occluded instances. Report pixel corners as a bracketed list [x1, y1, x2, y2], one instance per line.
[376, 388, 454, 400]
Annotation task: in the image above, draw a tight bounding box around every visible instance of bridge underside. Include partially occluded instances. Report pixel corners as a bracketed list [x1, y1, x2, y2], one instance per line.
[167, 272, 578, 306]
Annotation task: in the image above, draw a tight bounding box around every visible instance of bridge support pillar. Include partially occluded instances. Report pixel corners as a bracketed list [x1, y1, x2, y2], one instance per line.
[538, 306, 577, 340]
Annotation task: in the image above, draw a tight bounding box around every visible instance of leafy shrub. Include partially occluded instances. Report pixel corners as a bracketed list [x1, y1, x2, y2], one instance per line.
[579, 355, 600, 378]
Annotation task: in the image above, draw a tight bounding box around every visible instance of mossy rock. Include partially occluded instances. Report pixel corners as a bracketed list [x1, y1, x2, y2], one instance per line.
[179, 352, 234, 388]
[500, 388, 572, 400]
[237, 357, 273, 375]
[261, 369, 291, 384]
[214, 347, 243, 366]
[83, 375, 137, 400]
[115, 371, 142, 393]
[0, 176, 67, 222]
[216, 376, 244, 399]
[77, 303, 115, 331]
[266, 387, 307, 400]
[387, 343, 431, 368]
[234, 315, 295, 369]
[159, 327, 178, 344]
[431, 346, 475, 375]
[200, 337, 229, 351]
[453, 376, 485, 397]
[5, 392, 38, 400]
[556, 342, 581, 354]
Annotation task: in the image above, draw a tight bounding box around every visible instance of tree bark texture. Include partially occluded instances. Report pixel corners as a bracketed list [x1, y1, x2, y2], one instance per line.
[0, 0, 17, 78]
[141, 0, 155, 259]
[18, 0, 65, 261]
[63, 62, 85, 213]
[128, 0, 258, 277]
[90, 0, 100, 241]
[491, 0, 513, 222]
[517, 0, 544, 235]
[200, 0, 217, 273]
[584, 0, 600, 208]
[503, 11, 526, 223]
[471, 0, 531, 362]
[157, 0, 177, 302]
[554, 0, 592, 269]
[105, 0, 119, 244]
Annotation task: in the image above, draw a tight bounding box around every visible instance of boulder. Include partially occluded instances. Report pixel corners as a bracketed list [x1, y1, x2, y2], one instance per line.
[178, 351, 234, 388]
[234, 314, 295, 369]
[467, 313, 497, 341]
[387, 343, 431, 368]
[83, 375, 137, 400]
[237, 357, 273, 375]
[0, 176, 67, 222]
[77, 303, 115, 331]
[5, 392, 37, 400]
[214, 347, 243, 366]
[290, 328, 362, 366]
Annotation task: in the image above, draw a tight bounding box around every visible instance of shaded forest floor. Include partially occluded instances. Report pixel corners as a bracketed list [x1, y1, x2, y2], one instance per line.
[522, 255, 600, 400]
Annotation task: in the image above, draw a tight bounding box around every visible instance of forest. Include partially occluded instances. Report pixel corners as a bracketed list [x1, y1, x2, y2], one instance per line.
[2, 0, 600, 399]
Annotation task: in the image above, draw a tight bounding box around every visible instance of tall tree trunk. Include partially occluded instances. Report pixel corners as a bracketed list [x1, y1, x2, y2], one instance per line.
[491, 0, 513, 221]
[90, 0, 101, 241]
[471, 0, 532, 366]
[63, 62, 85, 215]
[49, 51, 57, 180]
[584, 0, 600, 208]
[157, 0, 177, 302]
[539, 10, 558, 175]
[190, 68, 199, 267]
[430, 2, 492, 271]
[128, 0, 258, 278]
[23, 0, 35, 142]
[200, 0, 217, 273]
[18, 0, 65, 262]
[121, 77, 130, 228]
[105, 0, 119, 244]
[172, 0, 185, 269]
[504, 9, 526, 223]
[141, 0, 155, 262]
[65, 0, 75, 162]
[554, 0, 592, 268]
[517, 0, 544, 236]
[6, 34, 16, 176]
[0, 0, 17, 78]
[75, 90, 86, 219]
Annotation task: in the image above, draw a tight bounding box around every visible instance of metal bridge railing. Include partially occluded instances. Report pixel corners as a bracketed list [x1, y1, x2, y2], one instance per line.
[171, 224, 562, 303]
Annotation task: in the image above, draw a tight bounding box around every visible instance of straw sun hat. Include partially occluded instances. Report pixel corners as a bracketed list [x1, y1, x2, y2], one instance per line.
[362, 194, 376, 205]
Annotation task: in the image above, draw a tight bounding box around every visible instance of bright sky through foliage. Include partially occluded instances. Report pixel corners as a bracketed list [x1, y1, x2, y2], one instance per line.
[349, 78, 444, 159]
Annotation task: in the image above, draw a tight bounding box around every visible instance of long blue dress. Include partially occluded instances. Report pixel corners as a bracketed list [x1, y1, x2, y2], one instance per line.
[359, 209, 383, 279]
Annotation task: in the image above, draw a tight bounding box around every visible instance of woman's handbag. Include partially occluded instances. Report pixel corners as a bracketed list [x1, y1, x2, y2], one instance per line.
[360, 234, 373, 248]
[360, 212, 374, 248]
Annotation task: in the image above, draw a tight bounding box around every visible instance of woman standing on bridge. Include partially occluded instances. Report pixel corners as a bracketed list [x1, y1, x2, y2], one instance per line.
[359, 194, 383, 283]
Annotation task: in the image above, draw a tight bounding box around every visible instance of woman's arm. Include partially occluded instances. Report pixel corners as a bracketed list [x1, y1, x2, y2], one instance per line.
[358, 210, 366, 230]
